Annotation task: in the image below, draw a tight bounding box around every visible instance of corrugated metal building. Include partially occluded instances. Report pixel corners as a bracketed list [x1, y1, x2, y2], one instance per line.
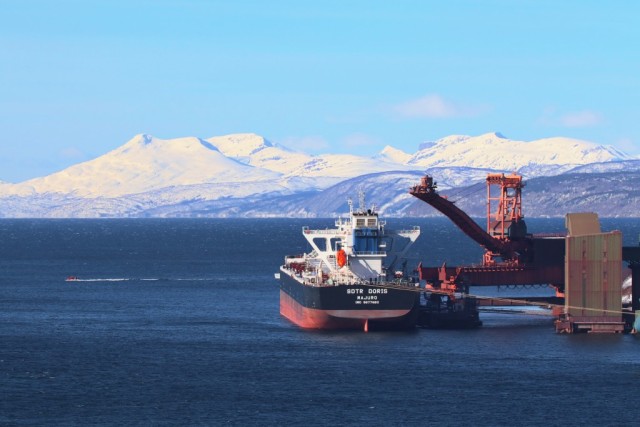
[558, 213, 624, 333]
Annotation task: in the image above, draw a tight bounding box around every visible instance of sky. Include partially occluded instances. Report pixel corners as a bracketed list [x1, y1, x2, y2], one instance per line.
[1, 0, 639, 182]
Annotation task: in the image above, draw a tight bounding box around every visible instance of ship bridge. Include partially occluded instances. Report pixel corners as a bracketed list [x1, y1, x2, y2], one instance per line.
[351, 211, 384, 256]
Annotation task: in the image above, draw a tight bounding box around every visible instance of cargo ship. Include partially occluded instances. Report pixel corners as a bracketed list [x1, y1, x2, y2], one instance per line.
[277, 193, 421, 331]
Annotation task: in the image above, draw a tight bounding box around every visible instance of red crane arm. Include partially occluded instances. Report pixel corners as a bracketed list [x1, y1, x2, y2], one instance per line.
[409, 175, 515, 259]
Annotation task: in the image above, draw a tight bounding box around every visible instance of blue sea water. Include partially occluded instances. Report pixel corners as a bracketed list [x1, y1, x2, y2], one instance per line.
[1, 218, 639, 426]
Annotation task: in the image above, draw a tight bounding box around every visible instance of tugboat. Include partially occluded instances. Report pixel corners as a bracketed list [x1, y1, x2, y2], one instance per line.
[277, 192, 422, 331]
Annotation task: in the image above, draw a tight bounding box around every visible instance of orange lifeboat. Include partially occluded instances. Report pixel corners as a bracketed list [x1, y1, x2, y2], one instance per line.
[336, 249, 347, 268]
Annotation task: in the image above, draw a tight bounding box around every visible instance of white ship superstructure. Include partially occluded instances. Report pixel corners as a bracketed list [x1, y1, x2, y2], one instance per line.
[284, 192, 420, 286]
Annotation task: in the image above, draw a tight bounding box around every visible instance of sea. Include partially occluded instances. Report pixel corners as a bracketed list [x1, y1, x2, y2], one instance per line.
[1, 217, 639, 426]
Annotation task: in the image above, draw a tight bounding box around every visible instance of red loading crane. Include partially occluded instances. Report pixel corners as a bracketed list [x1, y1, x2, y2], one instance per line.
[409, 174, 529, 266]
[409, 174, 565, 295]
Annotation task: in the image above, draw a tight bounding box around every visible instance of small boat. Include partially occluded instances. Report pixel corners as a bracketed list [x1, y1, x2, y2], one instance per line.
[65, 276, 80, 281]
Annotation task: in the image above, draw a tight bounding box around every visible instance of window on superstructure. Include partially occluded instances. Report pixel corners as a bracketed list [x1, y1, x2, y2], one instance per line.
[367, 218, 376, 227]
[356, 219, 365, 227]
[330, 238, 341, 251]
[312, 237, 327, 251]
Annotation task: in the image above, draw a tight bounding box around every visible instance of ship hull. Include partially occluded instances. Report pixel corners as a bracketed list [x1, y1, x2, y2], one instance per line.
[279, 271, 420, 330]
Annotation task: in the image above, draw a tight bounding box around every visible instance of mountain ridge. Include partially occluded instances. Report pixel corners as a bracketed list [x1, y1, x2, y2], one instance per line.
[0, 131, 637, 217]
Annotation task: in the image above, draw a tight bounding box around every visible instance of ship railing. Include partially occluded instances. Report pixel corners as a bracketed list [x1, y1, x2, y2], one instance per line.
[393, 226, 421, 234]
[353, 251, 387, 256]
[303, 226, 342, 235]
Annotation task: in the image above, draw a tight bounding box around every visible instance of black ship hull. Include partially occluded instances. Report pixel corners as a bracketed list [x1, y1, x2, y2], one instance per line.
[279, 271, 420, 330]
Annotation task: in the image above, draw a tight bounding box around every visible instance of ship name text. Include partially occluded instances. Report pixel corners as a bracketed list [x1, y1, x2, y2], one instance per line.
[346, 288, 388, 295]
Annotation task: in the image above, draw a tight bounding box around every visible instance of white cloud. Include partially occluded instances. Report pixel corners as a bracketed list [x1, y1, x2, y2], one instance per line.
[560, 110, 603, 128]
[393, 94, 487, 119]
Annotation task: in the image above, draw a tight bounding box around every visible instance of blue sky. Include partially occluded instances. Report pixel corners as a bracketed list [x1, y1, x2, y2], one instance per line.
[1, 0, 638, 182]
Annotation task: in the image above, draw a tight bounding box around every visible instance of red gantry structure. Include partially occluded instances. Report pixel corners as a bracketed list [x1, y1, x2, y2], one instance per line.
[484, 173, 525, 266]
[409, 174, 564, 294]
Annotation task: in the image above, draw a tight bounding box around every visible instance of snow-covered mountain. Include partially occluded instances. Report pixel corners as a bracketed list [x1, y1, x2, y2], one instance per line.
[408, 132, 632, 175]
[17, 169, 629, 219]
[0, 131, 637, 218]
[206, 133, 310, 174]
[375, 146, 413, 164]
[3, 134, 283, 198]
[566, 159, 640, 174]
[206, 133, 417, 188]
[195, 169, 640, 219]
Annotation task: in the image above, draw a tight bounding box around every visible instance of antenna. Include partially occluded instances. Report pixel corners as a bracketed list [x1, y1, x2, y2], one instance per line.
[358, 188, 365, 213]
